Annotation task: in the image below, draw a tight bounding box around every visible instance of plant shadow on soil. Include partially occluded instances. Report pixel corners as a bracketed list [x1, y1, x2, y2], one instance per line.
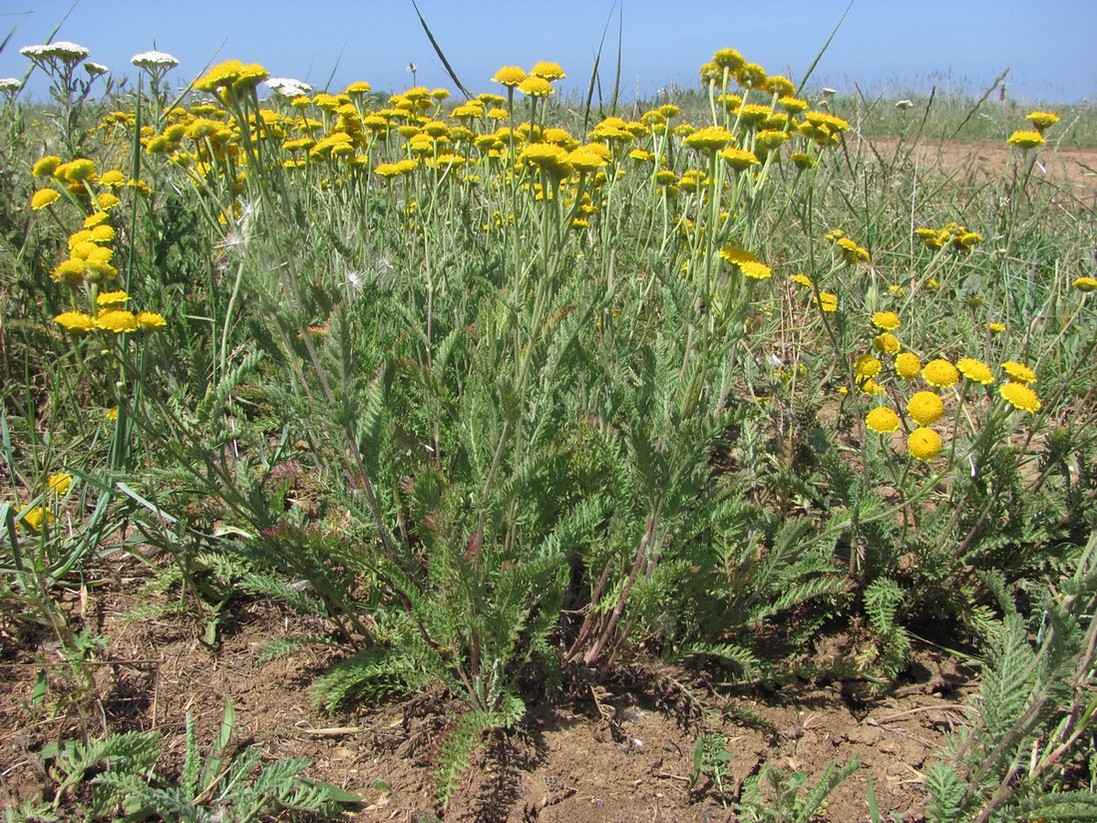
[0, 553, 979, 822]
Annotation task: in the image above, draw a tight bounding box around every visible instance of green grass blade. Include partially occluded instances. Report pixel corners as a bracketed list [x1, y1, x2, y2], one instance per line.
[409, 0, 471, 99]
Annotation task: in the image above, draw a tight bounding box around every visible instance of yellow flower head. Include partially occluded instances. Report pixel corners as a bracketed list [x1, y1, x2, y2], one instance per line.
[51, 258, 87, 287]
[764, 75, 795, 97]
[1001, 360, 1037, 384]
[48, 472, 73, 495]
[719, 146, 760, 171]
[31, 188, 61, 210]
[735, 63, 768, 90]
[790, 152, 816, 170]
[854, 354, 882, 379]
[57, 158, 96, 182]
[491, 66, 527, 87]
[529, 61, 566, 81]
[865, 406, 900, 434]
[1006, 130, 1044, 150]
[859, 379, 886, 396]
[517, 76, 554, 97]
[908, 427, 942, 461]
[956, 357, 994, 386]
[907, 391, 944, 426]
[1025, 111, 1059, 131]
[739, 261, 773, 281]
[684, 126, 734, 152]
[871, 311, 900, 331]
[873, 333, 901, 356]
[754, 129, 788, 151]
[835, 237, 870, 265]
[999, 381, 1041, 413]
[32, 155, 62, 177]
[96, 308, 140, 334]
[55, 310, 96, 333]
[136, 311, 167, 331]
[19, 506, 54, 533]
[96, 290, 130, 307]
[778, 95, 809, 114]
[1073, 276, 1097, 292]
[923, 358, 959, 388]
[566, 148, 608, 174]
[895, 352, 922, 380]
[711, 48, 745, 72]
[816, 291, 838, 313]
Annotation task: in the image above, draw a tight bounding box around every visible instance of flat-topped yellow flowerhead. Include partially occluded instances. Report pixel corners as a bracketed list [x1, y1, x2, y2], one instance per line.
[720, 147, 760, 171]
[923, 358, 959, 388]
[31, 189, 60, 210]
[517, 76, 554, 97]
[684, 126, 734, 152]
[492, 66, 527, 87]
[1001, 360, 1037, 384]
[873, 333, 900, 355]
[1006, 130, 1044, 150]
[895, 352, 922, 380]
[866, 406, 900, 434]
[907, 391, 944, 426]
[872, 311, 900, 331]
[855, 354, 882, 379]
[55, 311, 95, 333]
[956, 357, 994, 385]
[529, 61, 565, 81]
[999, 382, 1041, 413]
[908, 428, 942, 461]
[1025, 111, 1059, 131]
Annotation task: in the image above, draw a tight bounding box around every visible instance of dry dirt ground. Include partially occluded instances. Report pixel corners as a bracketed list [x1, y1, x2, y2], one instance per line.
[2, 554, 973, 823]
[865, 137, 1097, 204]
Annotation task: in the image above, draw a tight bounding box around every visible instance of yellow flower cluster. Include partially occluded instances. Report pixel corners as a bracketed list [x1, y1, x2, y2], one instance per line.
[113, 45, 857, 249]
[31, 154, 129, 213]
[30, 159, 167, 340]
[824, 229, 869, 265]
[914, 222, 984, 253]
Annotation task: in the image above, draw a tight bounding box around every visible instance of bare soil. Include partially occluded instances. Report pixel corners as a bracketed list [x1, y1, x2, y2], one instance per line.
[1, 552, 975, 822]
[865, 138, 1097, 204]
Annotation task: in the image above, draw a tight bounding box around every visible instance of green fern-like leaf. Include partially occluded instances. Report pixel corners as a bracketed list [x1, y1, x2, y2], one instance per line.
[676, 642, 760, 680]
[924, 760, 968, 823]
[256, 633, 336, 665]
[1006, 790, 1097, 821]
[432, 692, 523, 810]
[313, 647, 428, 713]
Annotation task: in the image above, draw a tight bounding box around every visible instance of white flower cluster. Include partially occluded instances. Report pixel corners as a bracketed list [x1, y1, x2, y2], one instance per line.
[131, 50, 179, 70]
[0, 78, 22, 92]
[20, 41, 90, 63]
[265, 77, 313, 98]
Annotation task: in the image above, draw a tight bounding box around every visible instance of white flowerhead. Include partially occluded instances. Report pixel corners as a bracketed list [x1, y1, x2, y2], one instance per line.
[265, 77, 313, 98]
[821, 87, 837, 96]
[131, 50, 179, 70]
[0, 78, 22, 92]
[20, 41, 90, 63]
[896, 99, 914, 110]
[85, 62, 109, 77]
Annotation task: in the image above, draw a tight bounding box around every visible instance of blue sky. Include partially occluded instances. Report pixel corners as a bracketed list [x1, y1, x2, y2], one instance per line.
[2, 1, 1095, 104]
